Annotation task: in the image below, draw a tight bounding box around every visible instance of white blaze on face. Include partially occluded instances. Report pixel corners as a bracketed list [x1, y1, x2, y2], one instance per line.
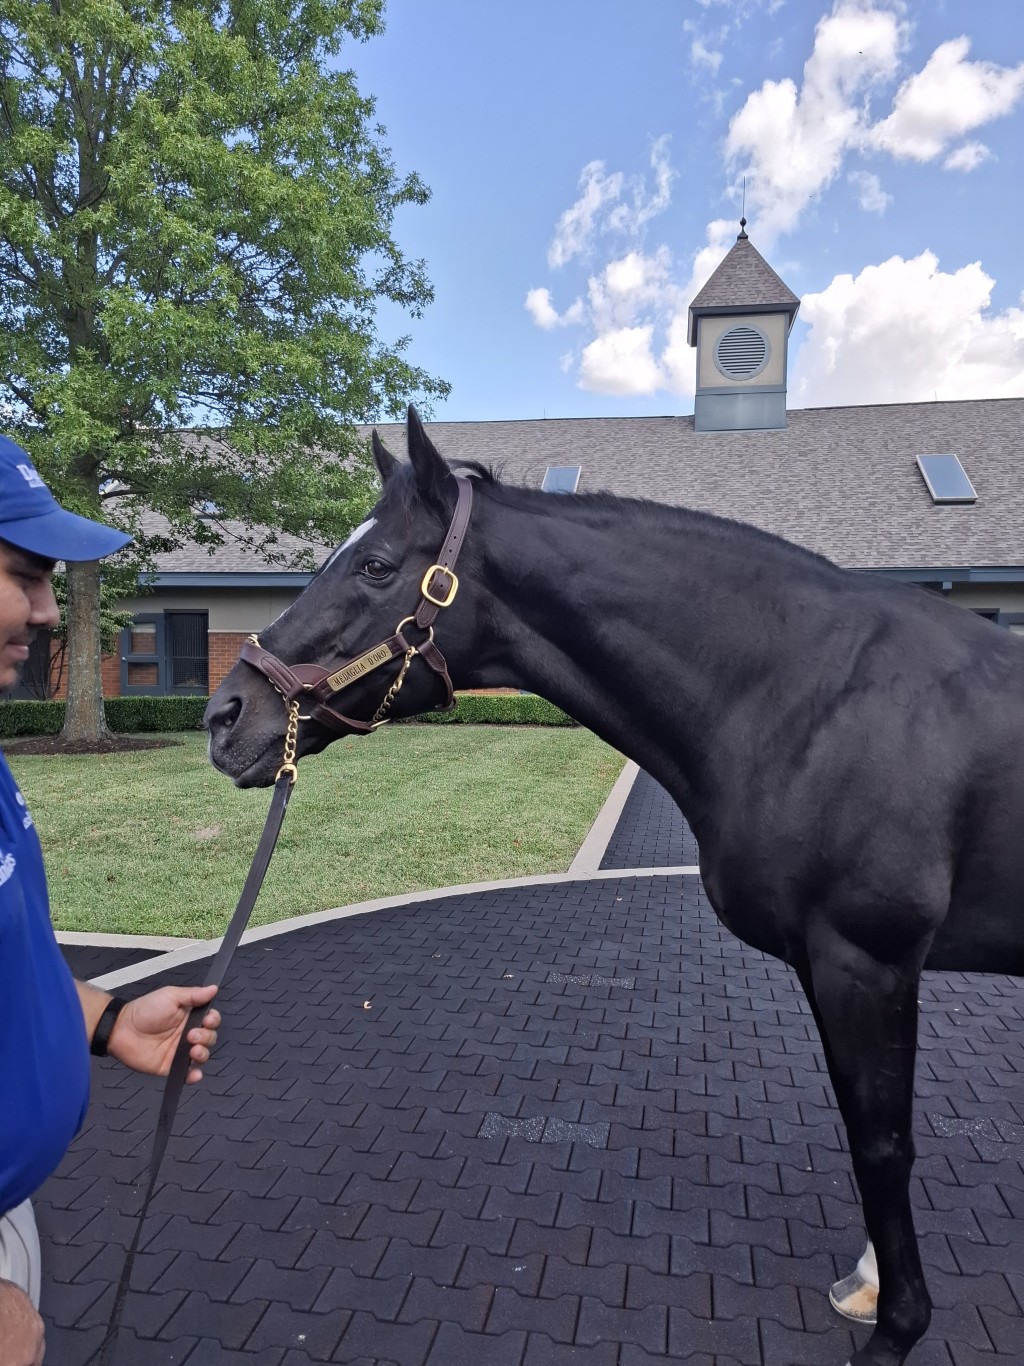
[323, 517, 377, 571]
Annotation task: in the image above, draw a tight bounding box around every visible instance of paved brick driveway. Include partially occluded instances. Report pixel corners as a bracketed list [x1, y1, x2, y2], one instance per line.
[41, 772, 1024, 1365]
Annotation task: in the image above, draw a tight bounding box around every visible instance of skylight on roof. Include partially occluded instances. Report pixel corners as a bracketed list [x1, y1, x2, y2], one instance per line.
[916, 454, 976, 505]
[541, 465, 581, 494]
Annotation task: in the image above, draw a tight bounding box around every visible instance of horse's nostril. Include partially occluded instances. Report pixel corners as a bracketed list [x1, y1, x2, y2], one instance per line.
[207, 696, 242, 732]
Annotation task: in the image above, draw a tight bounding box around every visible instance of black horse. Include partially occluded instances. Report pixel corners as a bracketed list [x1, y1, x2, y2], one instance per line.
[206, 408, 1024, 1366]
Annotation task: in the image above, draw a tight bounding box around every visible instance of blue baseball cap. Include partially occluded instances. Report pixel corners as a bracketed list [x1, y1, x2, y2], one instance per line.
[0, 435, 132, 562]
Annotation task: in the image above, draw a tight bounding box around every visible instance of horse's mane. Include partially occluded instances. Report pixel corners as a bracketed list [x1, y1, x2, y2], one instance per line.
[480, 465, 840, 576]
[389, 458, 839, 578]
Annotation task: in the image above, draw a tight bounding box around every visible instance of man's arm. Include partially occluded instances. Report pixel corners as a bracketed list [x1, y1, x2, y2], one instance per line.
[75, 980, 113, 1046]
[75, 981, 220, 1084]
[0, 1279, 45, 1366]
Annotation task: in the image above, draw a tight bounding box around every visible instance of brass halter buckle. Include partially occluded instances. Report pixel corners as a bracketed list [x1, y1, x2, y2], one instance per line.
[420, 564, 459, 608]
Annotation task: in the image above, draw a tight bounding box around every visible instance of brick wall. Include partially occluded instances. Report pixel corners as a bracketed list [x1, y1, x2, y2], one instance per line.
[209, 632, 250, 693]
[102, 653, 121, 696]
[47, 648, 122, 700]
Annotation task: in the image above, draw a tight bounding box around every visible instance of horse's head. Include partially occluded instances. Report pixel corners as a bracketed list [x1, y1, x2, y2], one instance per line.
[205, 407, 480, 786]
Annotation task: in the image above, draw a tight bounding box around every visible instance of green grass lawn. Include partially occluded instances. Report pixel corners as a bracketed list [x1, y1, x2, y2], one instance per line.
[7, 727, 623, 939]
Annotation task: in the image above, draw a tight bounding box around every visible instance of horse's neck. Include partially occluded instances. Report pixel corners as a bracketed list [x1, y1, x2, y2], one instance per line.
[462, 492, 830, 800]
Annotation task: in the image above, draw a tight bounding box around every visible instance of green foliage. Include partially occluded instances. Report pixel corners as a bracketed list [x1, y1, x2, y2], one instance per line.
[412, 694, 578, 726]
[0, 0, 448, 730]
[0, 695, 206, 736]
[103, 696, 208, 732]
[0, 701, 64, 737]
[0, 693, 576, 737]
[0, 2, 445, 509]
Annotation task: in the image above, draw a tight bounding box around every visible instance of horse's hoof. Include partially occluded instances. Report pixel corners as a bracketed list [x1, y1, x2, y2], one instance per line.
[829, 1269, 878, 1324]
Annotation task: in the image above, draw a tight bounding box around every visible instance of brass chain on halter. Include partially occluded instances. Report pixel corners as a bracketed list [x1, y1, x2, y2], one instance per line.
[275, 698, 301, 784]
[371, 645, 417, 727]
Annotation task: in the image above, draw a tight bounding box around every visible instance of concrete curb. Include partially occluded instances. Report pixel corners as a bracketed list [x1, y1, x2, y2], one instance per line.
[56, 932, 203, 951]
[89, 864, 701, 990]
[568, 759, 639, 874]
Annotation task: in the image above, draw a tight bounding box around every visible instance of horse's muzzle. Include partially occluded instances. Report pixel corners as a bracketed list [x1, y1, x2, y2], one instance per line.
[204, 682, 282, 786]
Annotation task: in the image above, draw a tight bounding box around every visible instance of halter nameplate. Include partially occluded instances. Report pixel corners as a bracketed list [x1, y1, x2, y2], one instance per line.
[326, 642, 396, 692]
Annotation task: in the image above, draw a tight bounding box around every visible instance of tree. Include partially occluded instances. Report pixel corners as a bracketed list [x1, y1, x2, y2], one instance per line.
[0, 0, 448, 741]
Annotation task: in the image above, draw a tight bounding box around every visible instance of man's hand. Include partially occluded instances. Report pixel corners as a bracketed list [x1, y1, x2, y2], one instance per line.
[107, 985, 220, 1084]
[0, 1279, 44, 1366]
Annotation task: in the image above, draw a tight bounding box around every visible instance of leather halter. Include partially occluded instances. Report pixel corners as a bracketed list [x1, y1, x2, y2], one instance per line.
[239, 475, 474, 736]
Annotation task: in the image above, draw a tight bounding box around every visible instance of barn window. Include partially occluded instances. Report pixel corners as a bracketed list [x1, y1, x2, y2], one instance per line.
[916, 454, 977, 504]
[542, 466, 581, 493]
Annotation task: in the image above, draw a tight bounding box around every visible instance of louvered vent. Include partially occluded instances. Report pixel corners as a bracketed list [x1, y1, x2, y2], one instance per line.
[715, 325, 769, 379]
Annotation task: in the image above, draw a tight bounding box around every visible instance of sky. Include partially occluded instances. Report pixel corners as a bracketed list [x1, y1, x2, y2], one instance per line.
[348, 0, 1024, 422]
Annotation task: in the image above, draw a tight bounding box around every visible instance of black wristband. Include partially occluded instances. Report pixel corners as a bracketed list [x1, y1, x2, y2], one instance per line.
[90, 996, 128, 1057]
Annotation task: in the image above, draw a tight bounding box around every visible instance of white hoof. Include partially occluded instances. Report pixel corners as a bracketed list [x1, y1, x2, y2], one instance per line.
[830, 1267, 878, 1324]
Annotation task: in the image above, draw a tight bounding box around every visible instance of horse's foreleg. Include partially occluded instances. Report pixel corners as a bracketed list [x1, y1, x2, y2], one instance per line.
[798, 932, 931, 1366]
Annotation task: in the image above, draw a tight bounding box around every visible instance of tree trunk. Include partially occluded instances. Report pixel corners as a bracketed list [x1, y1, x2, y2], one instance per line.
[61, 559, 109, 741]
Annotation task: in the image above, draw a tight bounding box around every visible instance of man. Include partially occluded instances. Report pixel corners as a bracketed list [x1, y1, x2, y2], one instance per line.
[0, 436, 221, 1366]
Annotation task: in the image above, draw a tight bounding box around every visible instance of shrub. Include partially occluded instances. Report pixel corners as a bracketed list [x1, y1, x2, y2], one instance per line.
[0, 691, 574, 738]
[411, 693, 577, 726]
[0, 696, 208, 737]
[103, 696, 208, 733]
[0, 700, 64, 737]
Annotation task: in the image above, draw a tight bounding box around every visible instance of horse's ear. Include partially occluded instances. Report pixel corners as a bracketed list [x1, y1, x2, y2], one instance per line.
[406, 405, 451, 499]
[371, 430, 398, 484]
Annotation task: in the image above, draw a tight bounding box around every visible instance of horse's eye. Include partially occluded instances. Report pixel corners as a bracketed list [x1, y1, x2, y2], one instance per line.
[361, 558, 392, 581]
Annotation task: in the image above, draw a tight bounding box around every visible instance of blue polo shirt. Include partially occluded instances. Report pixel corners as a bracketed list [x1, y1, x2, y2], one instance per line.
[0, 752, 90, 1214]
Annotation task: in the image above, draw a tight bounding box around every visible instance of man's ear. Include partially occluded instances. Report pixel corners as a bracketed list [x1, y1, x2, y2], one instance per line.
[406, 406, 452, 498]
[371, 430, 398, 483]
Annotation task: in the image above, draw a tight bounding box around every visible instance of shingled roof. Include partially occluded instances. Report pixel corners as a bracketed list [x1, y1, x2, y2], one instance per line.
[150, 397, 1024, 576]
[687, 226, 800, 344]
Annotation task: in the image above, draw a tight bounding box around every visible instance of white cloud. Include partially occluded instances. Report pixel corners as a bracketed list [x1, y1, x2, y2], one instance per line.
[529, 4, 1024, 404]
[545, 138, 677, 272]
[529, 216, 746, 400]
[587, 247, 680, 332]
[605, 137, 676, 236]
[848, 169, 891, 213]
[724, 8, 1024, 239]
[545, 138, 676, 272]
[792, 251, 1024, 407]
[690, 37, 723, 72]
[942, 140, 994, 173]
[524, 287, 584, 329]
[524, 287, 560, 330]
[726, 1, 905, 236]
[867, 37, 1024, 162]
[530, 144, 683, 394]
[578, 326, 664, 395]
[547, 161, 624, 269]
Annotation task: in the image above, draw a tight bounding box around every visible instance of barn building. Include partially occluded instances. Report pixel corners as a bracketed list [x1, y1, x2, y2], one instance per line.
[48, 227, 1024, 698]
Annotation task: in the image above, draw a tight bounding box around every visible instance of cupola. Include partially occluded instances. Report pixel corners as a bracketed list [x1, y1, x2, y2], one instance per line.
[688, 221, 800, 432]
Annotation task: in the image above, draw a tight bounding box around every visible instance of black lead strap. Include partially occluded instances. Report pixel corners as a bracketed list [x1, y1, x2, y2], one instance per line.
[97, 769, 296, 1365]
[98, 483, 475, 1358]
